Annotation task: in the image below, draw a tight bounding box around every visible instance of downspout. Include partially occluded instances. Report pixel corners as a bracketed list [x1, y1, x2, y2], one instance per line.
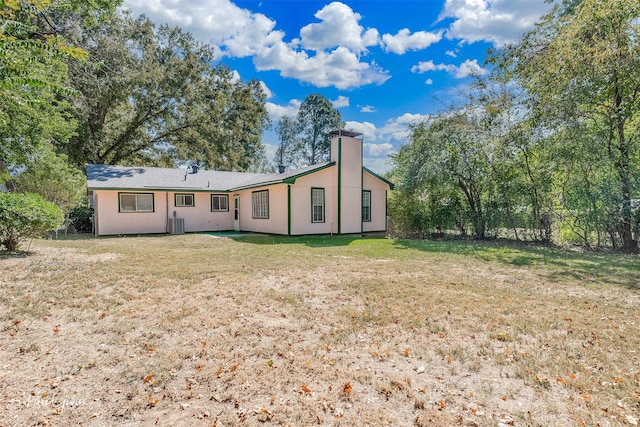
[165, 192, 169, 233]
[361, 155, 364, 236]
[385, 190, 388, 233]
[93, 193, 98, 236]
[287, 184, 291, 236]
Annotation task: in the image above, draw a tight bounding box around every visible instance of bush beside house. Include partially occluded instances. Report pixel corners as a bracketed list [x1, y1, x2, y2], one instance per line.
[0, 192, 64, 252]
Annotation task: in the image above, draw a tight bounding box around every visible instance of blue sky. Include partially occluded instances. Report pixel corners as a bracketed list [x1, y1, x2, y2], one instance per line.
[121, 0, 552, 173]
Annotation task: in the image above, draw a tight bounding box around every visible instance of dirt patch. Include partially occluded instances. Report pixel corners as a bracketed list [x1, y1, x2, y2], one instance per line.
[0, 236, 638, 426]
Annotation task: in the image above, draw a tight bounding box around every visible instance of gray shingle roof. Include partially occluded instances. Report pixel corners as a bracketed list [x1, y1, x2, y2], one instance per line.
[86, 163, 334, 192]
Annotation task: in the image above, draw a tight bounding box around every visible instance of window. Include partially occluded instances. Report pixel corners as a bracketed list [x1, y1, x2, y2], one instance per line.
[362, 190, 371, 222]
[311, 188, 325, 223]
[175, 193, 194, 207]
[119, 193, 154, 212]
[252, 190, 269, 219]
[211, 194, 229, 212]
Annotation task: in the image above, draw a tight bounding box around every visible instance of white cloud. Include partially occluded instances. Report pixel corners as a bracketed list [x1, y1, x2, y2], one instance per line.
[425, 78, 433, 85]
[378, 113, 430, 142]
[298, 2, 379, 53]
[345, 121, 376, 140]
[332, 95, 350, 108]
[381, 29, 443, 54]
[345, 114, 438, 174]
[360, 105, 377, 113]
[123, 0, 390, 89]
[265, 99, 301, 121]
[230, 70, 241, 83]
[254, 45, 390, 89]
[411, 60, 454, 74]
[364, 156, 393, 174]
[411, 59, 487, 78]
[123, 0, 280, 59]
[440, 0, 551, 46]
[223, 13, 286, 58]
[343, 120, 395, 173]
[364, 142, 394, 157]
[445, 50, 457, 58]
[262, 142, 278, 163]
[455, 59, 487, 78]
[259, 81, 274, 99]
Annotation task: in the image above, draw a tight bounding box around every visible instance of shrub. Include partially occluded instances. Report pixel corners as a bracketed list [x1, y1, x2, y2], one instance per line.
[0, 192, 64, 251]
[69, 203, 93, 233]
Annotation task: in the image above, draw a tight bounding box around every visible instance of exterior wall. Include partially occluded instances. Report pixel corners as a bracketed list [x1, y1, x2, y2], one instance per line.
[336, 135, 363, 234]
[362, 172, 388, 233]
[93, 190, 167, 235]
[93, 190, 234, 235]
[289, 167, 335, 235]
[169, 192, 233, 232]
[234, 184, 288, 235]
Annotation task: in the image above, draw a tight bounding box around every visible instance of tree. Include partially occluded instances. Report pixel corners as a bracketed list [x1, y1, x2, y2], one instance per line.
[13, 144, 85, 218]
[0, 192, 64, 252]
[390, 78, 553, 241]
[61, 12, 269, 170]
[408, 113, 496, 239]
[273, 116, 301, 170]
[493, 0, 640, 252]
[0, 0, 119, 165]
[296, 94, 343, 165]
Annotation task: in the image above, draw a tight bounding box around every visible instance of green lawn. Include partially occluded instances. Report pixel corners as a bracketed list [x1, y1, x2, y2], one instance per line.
[1, 235, 638, 426]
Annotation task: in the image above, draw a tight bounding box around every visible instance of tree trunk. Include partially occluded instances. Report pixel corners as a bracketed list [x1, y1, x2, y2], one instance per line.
[458, 180, 485, 239]
[612, 79, 638, 254]
[618, 146, 638, 252]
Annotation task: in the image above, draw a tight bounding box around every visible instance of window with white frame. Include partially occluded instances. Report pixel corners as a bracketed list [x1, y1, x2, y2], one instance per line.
[175, 193, 194, 207]
[362, 190, 371, 222]
[211, 194, 229, 212]
[252, 190, 269, 219]
[119, 193, 154, 212]
[311, 188, 325, 223]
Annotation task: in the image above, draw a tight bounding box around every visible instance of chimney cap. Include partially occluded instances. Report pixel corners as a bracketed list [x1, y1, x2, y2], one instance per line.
[330, 129, 362, 139]
[277, 165, 285, 174]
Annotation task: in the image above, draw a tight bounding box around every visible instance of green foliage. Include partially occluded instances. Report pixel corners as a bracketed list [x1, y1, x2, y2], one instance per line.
[273, 116, 302, 169]
[68, 202, 93, 233]
[295, 94, 343, 165]
[392, 81, 520, 240]
[492, 0, 640, 252]
[62, 12, 268, 170]
[13, 144, 85, 216]
[392, 0, 640, 252]
[0, 0, 119, 165]
[387, 189, 429, 237]
[271, 94, 343, 168]
[0, 6, 74, 164]
[0, 191, 63, 251]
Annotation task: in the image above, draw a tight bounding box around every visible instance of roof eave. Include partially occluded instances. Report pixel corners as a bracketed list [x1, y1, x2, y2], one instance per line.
[229, 162, 336, 191]
[87, 186, 230, 192]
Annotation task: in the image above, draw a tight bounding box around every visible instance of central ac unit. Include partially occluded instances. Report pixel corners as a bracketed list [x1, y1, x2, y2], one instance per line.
[167, 218, 185, 234]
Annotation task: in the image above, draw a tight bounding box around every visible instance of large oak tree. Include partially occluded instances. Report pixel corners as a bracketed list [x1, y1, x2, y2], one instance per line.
[63, 11, 269, 170]
[0, 0, 118, 166]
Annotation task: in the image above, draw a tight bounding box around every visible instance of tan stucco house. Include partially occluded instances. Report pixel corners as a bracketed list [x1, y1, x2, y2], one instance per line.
[86, 130, 393, 236]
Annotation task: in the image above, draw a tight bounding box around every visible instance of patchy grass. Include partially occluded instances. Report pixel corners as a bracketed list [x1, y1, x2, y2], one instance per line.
[0, 234, 639, 426]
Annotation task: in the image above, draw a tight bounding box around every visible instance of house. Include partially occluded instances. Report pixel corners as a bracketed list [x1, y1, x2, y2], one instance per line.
[86, 130, 393, 236]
